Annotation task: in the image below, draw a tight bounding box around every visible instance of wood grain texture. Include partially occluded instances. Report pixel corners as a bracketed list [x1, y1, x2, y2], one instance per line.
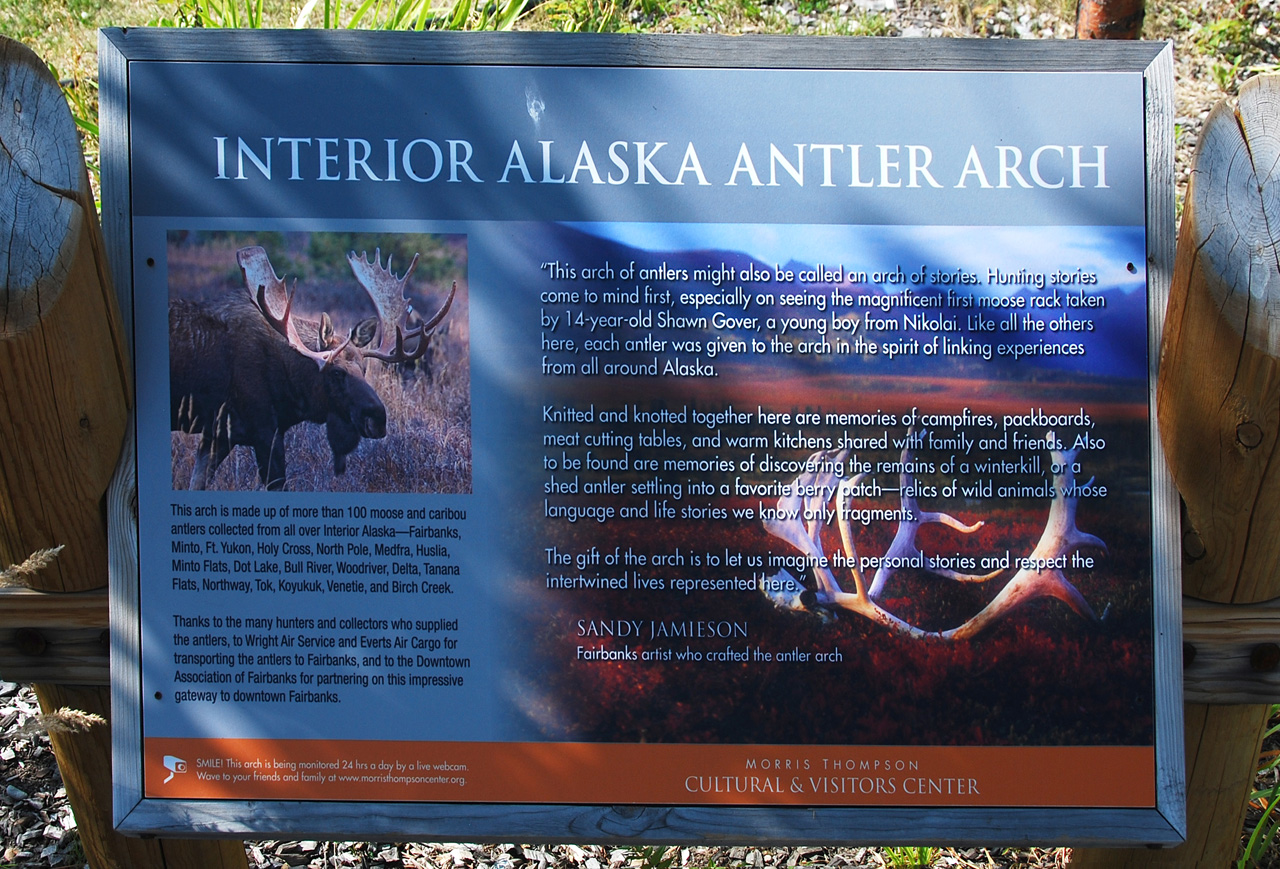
[1184, 596, 1280, 703]
[1139, 43, 1186, 836]
[1157, 75, 1280, 606]
[0, 627, 107, 684]
[38, 685, 160, 869]
[0, 588, 107, 683]
[94, 38, 141, 832]
[0, 33, 245, 869]
[115, 801, 1180, 846]
[0, 35, 130, 593]
[1071, 704, 1267, 868]
[0, 37, 79, 337]
[0, 587, 107, 628]
[97, 30, 133, 351]
[39, 685, 248, 869]
[101, 28, 1169, 70]
[1075, 74, 1280, 868]
[107, 418, 144, 825]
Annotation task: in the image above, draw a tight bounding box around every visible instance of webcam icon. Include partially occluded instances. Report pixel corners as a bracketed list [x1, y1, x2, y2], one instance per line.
[162, 755, 187, 784]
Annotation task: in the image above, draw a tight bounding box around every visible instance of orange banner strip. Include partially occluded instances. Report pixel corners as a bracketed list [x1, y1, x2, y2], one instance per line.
[145, 738, 1154, 807]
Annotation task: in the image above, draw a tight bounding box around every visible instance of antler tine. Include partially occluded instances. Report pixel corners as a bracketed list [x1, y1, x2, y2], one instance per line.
[943, 568, 1096, 641]
[867, 429, 998, 600]
[764, 491, 934, 638]
[943, 431, 1103, 640]
[348, 248, 422, 353]
[836, 473, 870, 598]
[255, 281, 295, 340]
[796, 447, 847, 543]
[257, 282, 350, 370]
[762, 427, 1103, 643]
[416, 280, 457, 334]
[761, 505, 844, 603]
[763, 449, 879, 606]
[1048, 436, 1107, 553]
[361, 324, 429, 364]
[240, 246, 345, 371]
[760, 448, 951, 639]
[238, 245, 289, 316]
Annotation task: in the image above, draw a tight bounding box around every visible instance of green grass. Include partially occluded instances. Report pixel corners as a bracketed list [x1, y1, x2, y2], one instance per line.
[636, 846, 680, 869]
[533, 0, 629, 32]
[883, 846, 937, 869]
[1240, 706, 1280, 868]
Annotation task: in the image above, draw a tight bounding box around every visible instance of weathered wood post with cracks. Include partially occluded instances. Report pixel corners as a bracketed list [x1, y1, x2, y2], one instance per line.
[1073, 75, 1280, 867]
[0, 35, 247, 869]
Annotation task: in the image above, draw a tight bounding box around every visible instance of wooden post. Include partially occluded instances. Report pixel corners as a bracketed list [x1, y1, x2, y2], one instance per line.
[0, 35, 247, 869]
[1072, 75, 1280, 867]
[1074, 0, 1145, 39]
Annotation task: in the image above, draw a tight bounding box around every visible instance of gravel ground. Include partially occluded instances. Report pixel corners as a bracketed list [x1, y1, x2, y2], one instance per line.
[5, 3, 1280, 866]
[0, 685, 79, 866]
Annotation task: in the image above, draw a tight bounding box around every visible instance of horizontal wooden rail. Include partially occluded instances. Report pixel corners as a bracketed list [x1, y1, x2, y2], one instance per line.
[0, 587, 110, 629]
[1182, 596, 1280, 704]
[1, 588, 1277, 700]
[0, 587, 110, 685]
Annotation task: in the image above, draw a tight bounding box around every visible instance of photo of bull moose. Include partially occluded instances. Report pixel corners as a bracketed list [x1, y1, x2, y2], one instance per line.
[168, 231, 470, 493]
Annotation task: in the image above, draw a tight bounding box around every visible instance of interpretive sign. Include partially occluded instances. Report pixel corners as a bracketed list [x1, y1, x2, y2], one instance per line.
[102, 31, 1183, 844]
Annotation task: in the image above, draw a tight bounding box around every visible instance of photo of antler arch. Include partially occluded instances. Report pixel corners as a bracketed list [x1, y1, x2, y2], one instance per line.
[168, 231, 470, 493]
[521, 222, 1154, 747]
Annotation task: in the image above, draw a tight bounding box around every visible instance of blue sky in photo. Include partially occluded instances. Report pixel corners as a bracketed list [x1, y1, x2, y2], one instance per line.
[571, 223, 1147, 296]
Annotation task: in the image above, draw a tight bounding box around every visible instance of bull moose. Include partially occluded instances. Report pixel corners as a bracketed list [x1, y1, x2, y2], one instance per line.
[170, 245, 456, 490]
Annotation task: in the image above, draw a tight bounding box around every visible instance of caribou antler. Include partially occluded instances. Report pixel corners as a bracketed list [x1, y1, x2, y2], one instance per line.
[867, 430, 1003, 600]
[238, 246, 351, 370]
[348, 249, 456, 363]
[761, 449, 930, 638]
[942, 435, 1102, 640]
[760, 431, 1103, 641]
[760, 448, 849, 603]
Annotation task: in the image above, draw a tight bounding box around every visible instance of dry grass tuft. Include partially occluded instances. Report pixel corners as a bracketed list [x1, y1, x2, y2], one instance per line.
[0, 546, 65, 588]
[11, 707, 106, 738]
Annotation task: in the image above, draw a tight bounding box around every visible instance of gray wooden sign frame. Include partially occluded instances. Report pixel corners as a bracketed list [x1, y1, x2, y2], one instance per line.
[101, 29, 1182, 846]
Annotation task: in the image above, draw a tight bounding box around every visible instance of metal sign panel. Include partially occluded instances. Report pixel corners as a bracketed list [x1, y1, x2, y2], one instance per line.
[101, 30, 1183, 845]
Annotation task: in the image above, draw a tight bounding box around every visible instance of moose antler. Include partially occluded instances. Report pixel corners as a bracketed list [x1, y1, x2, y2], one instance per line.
[867, 430, 1003, 601]
[237, 246, 351, 369]
[761, 431, 1104, 641]
[348, 248, 456, 363]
